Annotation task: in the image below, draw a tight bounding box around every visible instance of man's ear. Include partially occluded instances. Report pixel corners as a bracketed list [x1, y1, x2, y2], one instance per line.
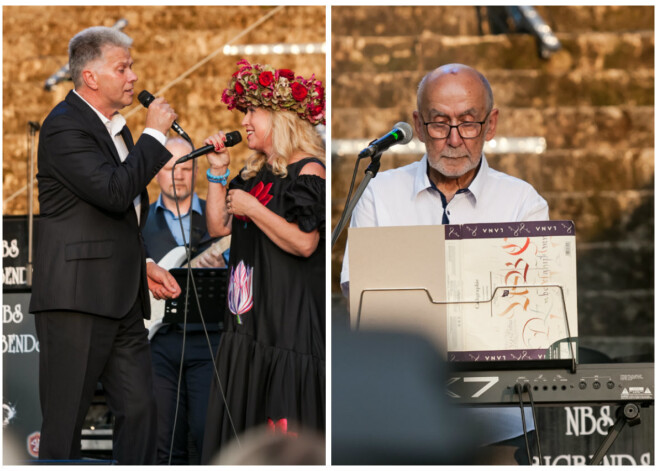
[484, 108, 499, 141]
[81, 68, 99, 91]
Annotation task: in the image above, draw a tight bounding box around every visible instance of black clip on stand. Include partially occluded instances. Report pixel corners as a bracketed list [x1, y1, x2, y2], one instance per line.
[588, 403, 642, 465]
[331, 150, 383, 248]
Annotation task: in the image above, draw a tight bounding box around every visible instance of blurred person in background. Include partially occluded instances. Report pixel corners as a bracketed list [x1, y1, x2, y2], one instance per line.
[143, 136, 228, 464]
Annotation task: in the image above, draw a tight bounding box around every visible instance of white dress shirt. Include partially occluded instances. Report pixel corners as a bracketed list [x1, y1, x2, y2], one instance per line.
[73, 89, 167, 225]
[340, 153, 548, 288]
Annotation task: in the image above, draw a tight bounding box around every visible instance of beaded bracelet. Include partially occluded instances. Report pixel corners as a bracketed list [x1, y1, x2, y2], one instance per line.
[207, 168, 230, 185]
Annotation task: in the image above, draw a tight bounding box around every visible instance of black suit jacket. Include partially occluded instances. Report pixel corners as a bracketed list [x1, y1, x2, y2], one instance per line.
[142, 198, 216, 263]
[29, 90, 171, 319]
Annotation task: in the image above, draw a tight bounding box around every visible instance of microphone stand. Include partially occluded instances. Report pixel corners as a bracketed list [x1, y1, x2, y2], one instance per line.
[26, 121, 40, 286]
[331, 150, 383, 248]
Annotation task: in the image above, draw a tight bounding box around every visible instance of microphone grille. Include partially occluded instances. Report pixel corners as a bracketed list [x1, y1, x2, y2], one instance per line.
[137, 90, 155, 108]
[394, 122, 414, 145]
[225, 131, 242, 147]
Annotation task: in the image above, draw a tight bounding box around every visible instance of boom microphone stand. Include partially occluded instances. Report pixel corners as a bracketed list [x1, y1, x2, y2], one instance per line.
[331, 150, 383, 248]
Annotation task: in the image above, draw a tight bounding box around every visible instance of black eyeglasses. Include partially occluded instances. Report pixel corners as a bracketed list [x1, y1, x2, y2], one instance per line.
[421, 111, 491, 140]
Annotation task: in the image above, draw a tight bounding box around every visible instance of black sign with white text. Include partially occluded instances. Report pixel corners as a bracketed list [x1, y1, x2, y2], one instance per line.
[3, 291, 41, 462]
[2, 215, 39, 290]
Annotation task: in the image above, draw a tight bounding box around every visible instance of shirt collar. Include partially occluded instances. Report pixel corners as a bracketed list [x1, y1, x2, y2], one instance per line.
[73, 89, 126, 137]
[156, 192, 203, 217]
[415, 153, 488, 204]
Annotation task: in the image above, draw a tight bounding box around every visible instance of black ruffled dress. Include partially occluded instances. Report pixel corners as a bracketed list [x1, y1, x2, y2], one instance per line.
[201, 157, 325, 462]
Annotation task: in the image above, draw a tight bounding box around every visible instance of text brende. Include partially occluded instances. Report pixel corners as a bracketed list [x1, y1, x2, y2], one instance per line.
[532, 452, 651, 466]
[2, 266, 27, 285]
[2, 334, 39, 354]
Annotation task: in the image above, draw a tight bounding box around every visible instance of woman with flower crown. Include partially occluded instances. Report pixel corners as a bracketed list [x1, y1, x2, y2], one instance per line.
[199, 60, 325, 463]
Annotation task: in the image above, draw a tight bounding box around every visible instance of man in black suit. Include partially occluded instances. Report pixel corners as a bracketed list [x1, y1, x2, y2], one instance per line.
[29, 26, 182, 464]
[143, 137, 226, 464]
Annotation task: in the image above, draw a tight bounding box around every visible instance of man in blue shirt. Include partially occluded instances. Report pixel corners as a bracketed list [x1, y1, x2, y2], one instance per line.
[143, 137, 227, 464]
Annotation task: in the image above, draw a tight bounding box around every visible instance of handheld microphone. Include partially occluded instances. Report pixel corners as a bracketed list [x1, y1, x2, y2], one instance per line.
[359, 122, 414, 159]
[175, 131, 243, 164]
[137, 90, 191, 142]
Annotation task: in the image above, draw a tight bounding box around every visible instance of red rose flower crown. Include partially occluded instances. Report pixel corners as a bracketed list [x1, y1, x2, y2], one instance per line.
[221, 59, 325, 126]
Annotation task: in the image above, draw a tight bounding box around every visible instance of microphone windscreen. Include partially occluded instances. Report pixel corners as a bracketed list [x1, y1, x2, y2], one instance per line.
[394, 122, 414, 145]
[138, 90, 155, 108]
[225, 131, 242, 147]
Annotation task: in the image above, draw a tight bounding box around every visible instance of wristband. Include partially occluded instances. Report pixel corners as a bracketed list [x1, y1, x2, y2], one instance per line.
[207, 168, 230, 185]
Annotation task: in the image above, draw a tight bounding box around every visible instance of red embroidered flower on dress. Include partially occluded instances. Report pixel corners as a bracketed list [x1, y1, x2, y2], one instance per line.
[235, 181, 273, 223]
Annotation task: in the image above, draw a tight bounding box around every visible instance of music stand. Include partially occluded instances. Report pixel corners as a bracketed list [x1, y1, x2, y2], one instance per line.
[164, 268, 227, 329]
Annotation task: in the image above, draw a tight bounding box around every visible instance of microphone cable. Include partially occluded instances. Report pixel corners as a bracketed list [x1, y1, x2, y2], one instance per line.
[514, 382, 543, 465]
[164, 155, 241, 464]
[524, 383, 543, 464]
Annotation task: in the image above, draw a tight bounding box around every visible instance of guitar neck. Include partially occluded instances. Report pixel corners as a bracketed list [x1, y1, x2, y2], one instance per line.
[185, 235, 231, 268]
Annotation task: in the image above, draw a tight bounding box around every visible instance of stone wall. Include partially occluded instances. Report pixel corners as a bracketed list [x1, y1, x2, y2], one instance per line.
[331, 6, 653, 358]
[3, 5, 325, 213]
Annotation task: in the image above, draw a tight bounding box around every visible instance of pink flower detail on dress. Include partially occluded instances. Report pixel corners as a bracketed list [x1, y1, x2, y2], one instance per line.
[228, 260, 253, 324]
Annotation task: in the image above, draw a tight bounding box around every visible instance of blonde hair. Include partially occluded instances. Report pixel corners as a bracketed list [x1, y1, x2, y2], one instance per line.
[241, 110, 325, 180]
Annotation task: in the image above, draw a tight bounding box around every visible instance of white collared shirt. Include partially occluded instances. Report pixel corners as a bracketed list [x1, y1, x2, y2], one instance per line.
[340, 153, 548, 288]
[73, 89, 167, 225]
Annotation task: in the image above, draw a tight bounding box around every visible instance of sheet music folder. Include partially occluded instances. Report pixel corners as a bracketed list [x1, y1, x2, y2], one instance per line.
[164, 268, 227, 327]
[348, 224, 577, 364]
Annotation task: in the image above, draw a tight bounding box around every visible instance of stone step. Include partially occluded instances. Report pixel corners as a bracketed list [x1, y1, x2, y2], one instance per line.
[489, 148, 654, 193]
[577, 290, 653, 337]
[4, 45, 326, 88]
[330, 245, 654, 313]
[331, 69, 653, 110]
[577, 243, 653, 291]
[539, 5, 654, 34]
[331, 106, 653, 150]
[332, 30, 654, 75]
[330, 190, 653, 247]
[330, 246, 654, 310]
[3, 6, 324, 56]
[545, 190, 653, 243]
[5, 25, 325, 61]
[331, 147, 653, 199]
[330, 156, 653, 246]
[578, 335, 653, 362]
[331, 5, 653, 37]
[2, 45, 326, 136]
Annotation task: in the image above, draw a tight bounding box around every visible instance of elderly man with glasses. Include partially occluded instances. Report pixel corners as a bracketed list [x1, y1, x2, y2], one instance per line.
[339, 63, 549, 464]
[340, 63, 548, 289]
